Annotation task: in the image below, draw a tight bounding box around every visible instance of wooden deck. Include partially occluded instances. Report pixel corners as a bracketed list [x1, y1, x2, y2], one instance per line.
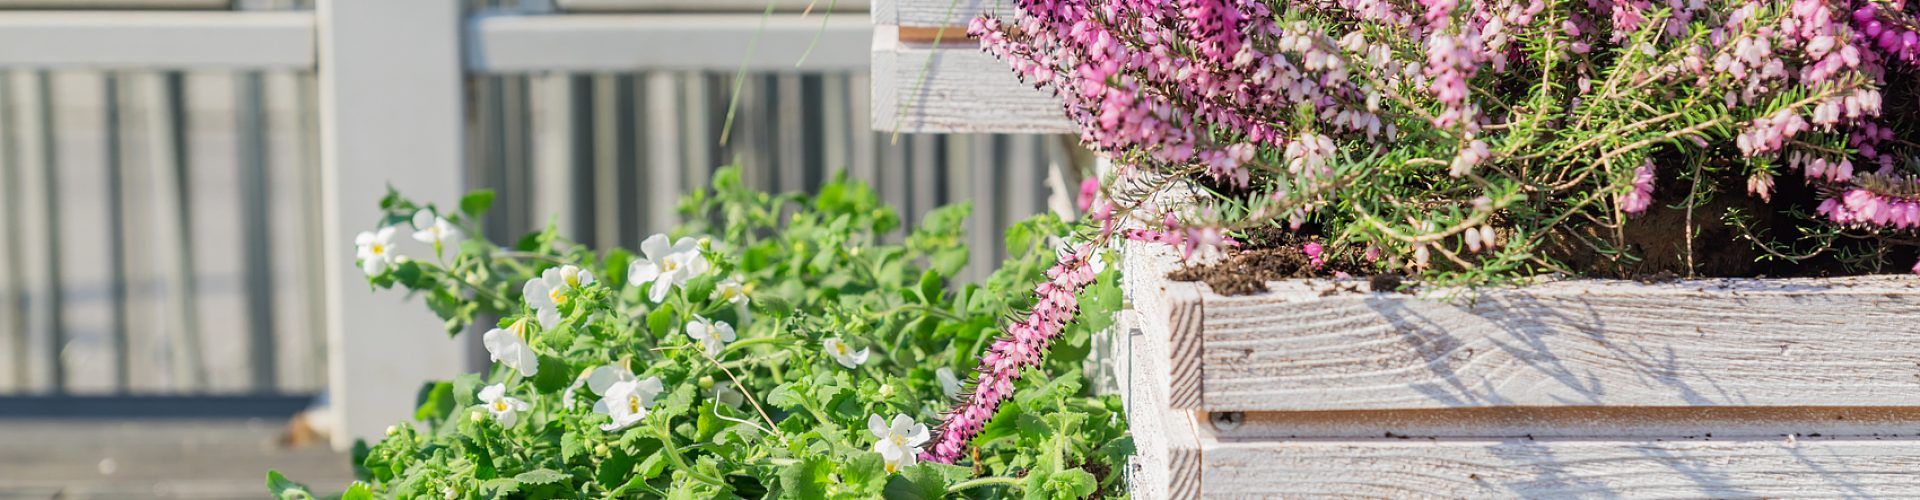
[0, 419, 354, 499]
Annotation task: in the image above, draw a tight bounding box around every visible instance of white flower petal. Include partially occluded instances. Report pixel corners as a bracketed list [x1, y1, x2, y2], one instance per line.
[869, 414, 890, 439]
[587, 365, 635, 396]
[537, 308, 561, 331]
[479, 383, 505, 403]
[629, 261, 661, 287]
[641, 234, 672, 260]
[646, 277, 671, 303]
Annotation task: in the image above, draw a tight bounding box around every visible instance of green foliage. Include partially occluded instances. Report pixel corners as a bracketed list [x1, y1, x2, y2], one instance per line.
[275, 166, 1129, 498]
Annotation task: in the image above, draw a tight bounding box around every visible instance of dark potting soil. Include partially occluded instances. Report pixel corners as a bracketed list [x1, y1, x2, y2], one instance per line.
[1170, 170, 1919, 296]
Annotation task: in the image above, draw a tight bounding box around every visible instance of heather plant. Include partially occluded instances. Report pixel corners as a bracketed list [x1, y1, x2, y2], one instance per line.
[269, 166, 1130, 498]
[919, 0, 1920, 469]
[962, 0, 1920, 280]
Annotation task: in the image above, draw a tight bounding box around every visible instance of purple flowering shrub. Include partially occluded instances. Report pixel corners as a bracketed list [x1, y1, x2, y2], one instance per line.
[926, 0, 1920, 467]
[962, 0, 1918, 277]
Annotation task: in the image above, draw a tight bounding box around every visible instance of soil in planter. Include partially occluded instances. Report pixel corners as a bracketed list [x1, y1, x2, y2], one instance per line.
[1171, 169, 1919, 296]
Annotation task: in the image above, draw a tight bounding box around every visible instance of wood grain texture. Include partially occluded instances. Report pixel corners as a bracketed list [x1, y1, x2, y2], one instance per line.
[869, 27, 1076, 134]
[1220, 406, 1920, 439]
[1117, 311, 1203, 500]
[1201, 438, 1920, 498]
[874, 0, 1017, 28]
[1189, 276, 1920, 411]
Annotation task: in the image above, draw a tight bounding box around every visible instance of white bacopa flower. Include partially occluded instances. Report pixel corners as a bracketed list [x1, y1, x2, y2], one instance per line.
[353, 226, 399, 276]
[935, 367, 963, 398]
[523, 265, 594, 330]
[482, 319, 538, 377]
[685, 315, 736, 358]
[478, 383, 529, 427]
[823, 338, 869, 369]
[629, 234, 710, 303]
[868, 414, 930, 473]
[566, 364, 634, 409]
[713, 276, 751, 305]
[410, 210, 464, 257]
[596, 376, 665, 432]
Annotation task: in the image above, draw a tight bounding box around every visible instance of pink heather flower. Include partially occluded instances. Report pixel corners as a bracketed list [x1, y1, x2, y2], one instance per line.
[1912, 258, 1920, 275]
[1303, 242, 1326, 267]
[925, 240, 1105, 464]
[1077, 176, 1100, 212]
[1748, 172, 1776, 203]
[1621, 162, 1657, 215]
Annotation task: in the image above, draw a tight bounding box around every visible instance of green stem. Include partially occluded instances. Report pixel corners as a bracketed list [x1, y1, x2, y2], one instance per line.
[948, 476, 1023, 492]
[652, 423, 727, 487]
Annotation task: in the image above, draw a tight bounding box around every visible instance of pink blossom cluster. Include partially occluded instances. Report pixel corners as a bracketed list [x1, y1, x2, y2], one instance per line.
[967, 0, 1399, 187]
[1853, 4, 1920, 63]
[1620, 162, 1657, 215]
[1817, 186, 1920, 229]
[923, 241, 1103, 464]
[1736, 110, 1810, 158]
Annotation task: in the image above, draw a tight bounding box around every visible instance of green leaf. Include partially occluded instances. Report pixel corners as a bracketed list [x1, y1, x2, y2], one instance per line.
[452, 374, 481, 409]
[265, 470, 314, 500]
[882, 463, 967, 500]
[604, 248, 635, 288]
[478, 477, 521, 498]
[917, 270, 942, 304]
[339, 482, 373, 500]
[595, 450, 638, 489]
[515, 468, 570, 485]
[531, 355, 573, 393]
[776, 457, 828, 500]
[931, 247, 969, 278]
[460, 190, 496, 217]
[658, 384, 697, 418]
[562, 431, 589, 461]
[842, 452, 887, 487]
[1044, 468, 1097, 499]
[415, 381, 454, 422]
[766, 383, 803, 410]
[464, 433, 497, 480]
[647, 304, 676, 339]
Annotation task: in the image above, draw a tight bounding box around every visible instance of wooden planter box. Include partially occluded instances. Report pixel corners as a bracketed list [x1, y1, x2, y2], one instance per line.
[1116, 240, 1920, 498]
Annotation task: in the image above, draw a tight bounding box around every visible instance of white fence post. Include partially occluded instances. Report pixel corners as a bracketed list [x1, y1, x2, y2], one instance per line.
[318, 0, 469, 450]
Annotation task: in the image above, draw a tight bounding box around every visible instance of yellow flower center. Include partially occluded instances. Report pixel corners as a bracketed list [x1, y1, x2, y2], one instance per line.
[493, 400, 508, 412]
[885, 462, 898, 474]
[627, 396, 641, 414]
[371, 243, 386, 254]
[549, 288, 567, 305]
[662, 259, 679, 273]
[891, 435, 906, 446]
[834, 344, 847, 355]
[565, 274, 580, 288]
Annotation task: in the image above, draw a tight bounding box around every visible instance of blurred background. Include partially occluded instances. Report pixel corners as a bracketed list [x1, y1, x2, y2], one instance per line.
[0, 0, 1074, 497]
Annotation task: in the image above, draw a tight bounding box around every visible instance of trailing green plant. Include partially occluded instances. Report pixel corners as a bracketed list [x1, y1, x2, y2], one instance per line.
[269, 166, 1130, 499]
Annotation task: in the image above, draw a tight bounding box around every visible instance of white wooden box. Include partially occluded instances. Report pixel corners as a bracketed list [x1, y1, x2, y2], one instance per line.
[1118, 239, 1920, 498]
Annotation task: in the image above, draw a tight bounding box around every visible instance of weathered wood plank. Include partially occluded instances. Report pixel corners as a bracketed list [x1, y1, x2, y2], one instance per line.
[1117, 311, 1203, 500]
[1202, 438, 1920, 497]
[1219, 407, 1920, 440]
[1180, 274, 1920, 411]
[869, 26, 1074, 134]
[875, 0, 1016, 28]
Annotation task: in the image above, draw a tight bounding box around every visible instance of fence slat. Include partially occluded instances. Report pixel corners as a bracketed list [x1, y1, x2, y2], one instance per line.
[137, 72, 205, 391]
[319, 0, 468, 449]
[236, 71, 277, 392]
[0, 73, 21, 391]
